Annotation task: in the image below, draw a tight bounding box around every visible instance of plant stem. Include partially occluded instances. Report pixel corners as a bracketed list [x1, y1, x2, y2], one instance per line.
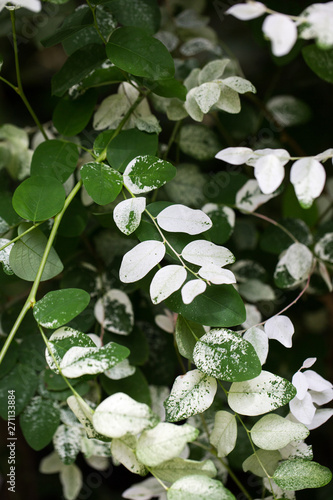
[0, 222, 43, 252]
[10, 10, 48, 140]
[0, 75, 17, 91]
[0, 180, 82, 365]
[86, 0, 107, 44]
[249, 211, 299, 243]
[163, 120, 182, 160]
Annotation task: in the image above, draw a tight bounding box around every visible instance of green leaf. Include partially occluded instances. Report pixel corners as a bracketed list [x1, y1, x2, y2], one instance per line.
[123, 155, 176, 194]
[167, 475, 236, 500]
[52, 90, 98, 136]
[193, 329, 261, 382]
[52, 44, 106, 96]
[142, 78, 187, 100]
[101, 367, 151, 405]
[33, 289, 90, 329]
[0, 192, 21, 233]
[165, 285, 246, 327]
[41, 7, 94, 48]
[0, 364, 38, 418]
[273, 459, 332, 490]
[164, 369, 217, 422]
[12, 176, 66, 222]
[136, 422, 198, 467]
[9, 223, 63, 282]
[104, 327, 149, 366]
[82, 65, 126, 89]
[92, 392, 159, 438]
[151, 458, 217, 483]
[175, 315, 206, 362]
[81, 162, 123, 205]
[106, 27, 174, 80]
[251, 414, 309, 451]
[107, 129, 158, 172]
[94, 289, 134, 335]
[302, 44, 333, 83]
[20, 396, 60, 450]
[179, 125, 221, 161]
[243, 450, 281, 478]
[0, 340, 18, 379]
[105, 0, 161, 34]
[30, 140, 79, 183]
[210, 410, 237, 458]
[260, 218, 312, 255]
[203, 204, 235, 245]
[228, 370, 296, 416]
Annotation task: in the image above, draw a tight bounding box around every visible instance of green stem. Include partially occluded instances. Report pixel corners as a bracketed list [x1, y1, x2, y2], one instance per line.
[0, 180, 82, 365]
[86, 0, 107, 44]
[163, 120, 182, 161]
[10, 10, 48, 141]
[0, 75, 17, 91]
[0, 222, 43, 252]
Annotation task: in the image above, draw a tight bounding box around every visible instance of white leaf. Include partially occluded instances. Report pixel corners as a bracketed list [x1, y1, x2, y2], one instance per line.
[236, 179, 277, 212]
[150, 265, 187, 304]
[119, 240, 165, 283]
[241, 304, 262, 329]
[314, 148, 333, 162]
[301, 357, 317, 369]
[111, 435, 147, 476]
[104, 359, 136, 380]
[164, 369, 217, 422]
[198, 265, 236, 285]
[155, 310, 175, 333]
[156, 205, 212, 235]
[290, 158, 326, 208]
[123, 477, 167, 500]
[167, 475, 227, 499]
[246, 148, 290, 167]
[198, 59, 230, 84]
[315, 233, 333, 263]
[193, 82, 221, 113]
[289, 393, 316, 425]
[184, 88, 204, 122]
[93, 393, 158, 438]
[254, 154, 285, 194]
[222, 76, 256, 94]
[264, 315, 294, 348]
[292, 371, 309, 400]
[136, 422, 198, 467]
[243, 327, 269, 365]
[181, 279, 207, 304]
[262, 14, 297, 56]
[182, 240, 235, 267]
[309, 388, 333, 405]
[228, 370, 296, 416]
[93, 94, 128, 130]
[113, 197, 146, 235]
[5, 0, 42, 12]
[209, 410, 237, 457]
[215, 147, 253, 165]
[226, 2, 266, 20]
[215, 83, 241, 114]
[60, 464, 83, 500]
[53, 425, 81, 465]
[251, 414, 309, 451]
[307, 408, 333, 430]
[184, 68, 201, 91]
[303, 369, 333, 392]
[284, 243, 313, 281]
[94, 289, 134, 335]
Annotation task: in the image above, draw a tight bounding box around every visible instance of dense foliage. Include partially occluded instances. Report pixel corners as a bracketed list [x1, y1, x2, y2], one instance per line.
[0, 1, 333, 499]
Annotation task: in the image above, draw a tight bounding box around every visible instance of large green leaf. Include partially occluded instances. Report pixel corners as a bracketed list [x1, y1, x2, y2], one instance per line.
[302, 44, 333, 83]
[12, 176, 66, 222]
[106, 27, 174, 80]
[193, 329, 262, 382]
[105, 0, 161, 34]
[273, 459, 332, 490]
[0, 192, 21, 233]
[82, 65, 126, 89]
[41, 7, 94, 47]
[20, 396, 60, 450]
[101, 367, 151, 405]
[52, 90, 98, 136]
[107, 129, 158, 172]
[30, 140, 79, 183]
[165, 285, 246, 327]
[0, 364, 38, 418]
[33, 289, 90, 329]
[142, 78, 187, 100]
[9, 223, 63, 282]
[175, 315, 206, 362]
[52, 44, 106, 96]
[80, 162, 123, 205]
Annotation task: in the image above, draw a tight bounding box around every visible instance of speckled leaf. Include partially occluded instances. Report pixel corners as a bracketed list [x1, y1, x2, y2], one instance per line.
[243, 449, 281, 477]
[111, 435, 148, 476]
[94, 289, 134, 335]
[119, 240, 165, 283]
[136, 423, 199, 467]
[53, 424, 82, 465]
[59, 342, 130, 378]
[228, 370, 296, 416]
[273, 459, 332, 490]
[150, 265, 187, 304]
[251, 414, 309, 451]
[123, 155, 176, 194]
[151, 458, 217, 483]
[193, 82, 221, 113]
[222, 76, 256, 94]
[157, 205, 212, 235]
[93, 392, 159, 438]
[209, 410, 237, 458]
[81, 162, 123, 205]
[167, 475, 235, 500]
[20, 396, 60, 450]
[113, 197, 146, 235]
[0, 238, 13, 275]
[67, 395, 103, 439]
[315, 233, 333, 263]
[193, 329, 261, 382]
[181, 240, 235, 267]
[164, 369, 217, 422]
[33, 289, 90, 329]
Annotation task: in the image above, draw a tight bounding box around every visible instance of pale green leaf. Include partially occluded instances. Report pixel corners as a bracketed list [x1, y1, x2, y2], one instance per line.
[60, 463, 83, 500]
[167, 475, 235, 500]
[273, 459, 332, 490]
[151, 457, 217, 483]
[209, 410, 237, 458]
[251, 414, 309, 450]
[243, 450, 281, 477]
[111, 435, 148, 476]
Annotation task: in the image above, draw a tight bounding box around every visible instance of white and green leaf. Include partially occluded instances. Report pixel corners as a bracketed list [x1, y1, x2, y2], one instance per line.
[113, 197, 146, 235]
